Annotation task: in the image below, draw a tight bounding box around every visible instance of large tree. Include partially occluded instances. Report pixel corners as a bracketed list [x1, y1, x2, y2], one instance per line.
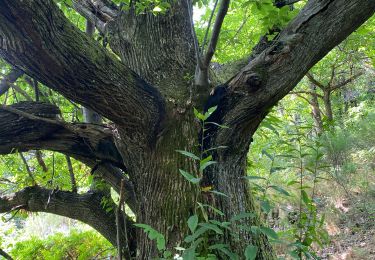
[0, 0, 374, 258]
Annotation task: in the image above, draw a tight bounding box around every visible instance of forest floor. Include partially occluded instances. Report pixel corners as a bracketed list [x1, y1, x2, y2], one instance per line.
[319, 194, 375, 260]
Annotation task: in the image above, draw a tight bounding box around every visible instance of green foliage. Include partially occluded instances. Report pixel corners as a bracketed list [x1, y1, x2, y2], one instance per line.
[10, 230, 116, 259]
[134, 224, 167, 252]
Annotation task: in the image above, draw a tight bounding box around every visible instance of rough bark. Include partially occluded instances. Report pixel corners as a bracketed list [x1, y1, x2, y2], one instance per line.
[0, 102, 137, 210]
[0, 102, 122, 165]
[0, 0, 164, 136]
[0, 186, 136, 256]
[0, 0, 373, 259]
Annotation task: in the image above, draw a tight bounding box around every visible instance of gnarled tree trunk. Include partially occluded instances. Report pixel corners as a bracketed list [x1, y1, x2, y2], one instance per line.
[0, 0, 374, 259]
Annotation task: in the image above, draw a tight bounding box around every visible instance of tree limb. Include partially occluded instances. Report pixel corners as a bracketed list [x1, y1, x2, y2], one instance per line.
[0, 0, 165, 136]
[0, 186, 136, 255]
[289, 90, 324, 99]
[306, 72, 326, 90]
[217, 0, 375, 150]
[66, 155, 78, 193]
[329, 72, 363, 91]
[19, 152, 37, 186]
[195, 0, 230, 86]
[0, 101, 138, 210]
[72, 0, 119, 34]
[0, 248, 13, 260]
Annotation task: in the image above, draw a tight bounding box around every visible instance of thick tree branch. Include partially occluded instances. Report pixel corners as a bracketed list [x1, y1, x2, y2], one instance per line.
[217, 0, 374, 150]
[0, 102, 138, 210]
[0, 102, 122, 164]
[0, 186, 136, 255]
[0, 0, 164, 137]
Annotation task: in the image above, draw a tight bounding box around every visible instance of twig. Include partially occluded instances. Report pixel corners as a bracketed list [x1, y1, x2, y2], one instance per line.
[19, 152, 37, 185]
[0, 67, 23, 96]
[196, 0, 230, 86]
[11, 84, 33, 101]
[329, 72, 363, 91]
[202, 0, 230, 68]
[289, 90, 324, 99]
[35, 151, 48, 172]
[201, 0, 219, 55]
[66, 155, 78, 193]
[120, 179, 131, 260]
[186, 0, 201, 66]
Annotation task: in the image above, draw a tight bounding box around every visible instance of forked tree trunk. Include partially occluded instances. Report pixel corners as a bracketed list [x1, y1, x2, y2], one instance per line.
[118, 119, 274, 259]
[0, 0, 374, 259]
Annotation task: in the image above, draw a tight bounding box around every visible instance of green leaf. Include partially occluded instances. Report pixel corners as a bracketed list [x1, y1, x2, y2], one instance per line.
[179, 169, 201, 184]
[261, 149, 274, 160]
[245, 245, 258, 260]
[187, 215, 199, 233]
[260, 200, 272, 213]
[215, 247, 239, 259]
[134, 223, 152, 231]
[204, 106, 218, 120]
[287, 180, 300, 186]
[200, 160, 217, 172]
[203, 146, 228, 153]
[200, 155, 212, 165]
[209, 190, 228, 197]
[176, 150, 200, 160]
[197, 202, 225, 216]
[199, 223, 223, 234]
[205, 121, 229, 128]
[269, 185, 290, 196]
[193, 107, 205, 120]
[244, 175, 267, 181]
[301, 190, 310, 205]
[163, 250, 172, 258]
[184, 227, 208, 243]
[156, 236, 166, 251]
[260, 227, 279, 239]
[182, 247, 196, 260]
